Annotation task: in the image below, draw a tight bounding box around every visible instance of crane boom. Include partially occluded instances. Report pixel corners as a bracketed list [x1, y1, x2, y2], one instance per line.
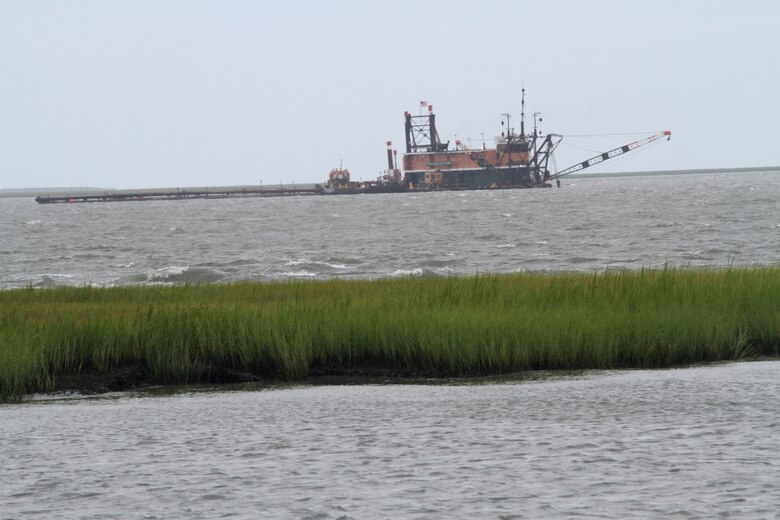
[550, 130, 671, 180]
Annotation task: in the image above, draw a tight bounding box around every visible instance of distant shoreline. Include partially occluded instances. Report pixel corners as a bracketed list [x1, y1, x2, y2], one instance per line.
[2, 166, 778, 198]
[570, 165, 780, 179]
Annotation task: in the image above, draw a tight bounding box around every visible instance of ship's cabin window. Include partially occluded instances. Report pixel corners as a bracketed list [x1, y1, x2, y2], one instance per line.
[501, 142, 529, 153]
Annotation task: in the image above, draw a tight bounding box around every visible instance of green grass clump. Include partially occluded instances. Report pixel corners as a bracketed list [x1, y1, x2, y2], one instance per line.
[1, 268, 779, 399]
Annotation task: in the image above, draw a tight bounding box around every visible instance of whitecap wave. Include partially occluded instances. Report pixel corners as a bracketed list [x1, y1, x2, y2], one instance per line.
[389, 268, 423, 277]
[144, 265, 225, 284]
[147, 265, 189, 281]
[282, 270, 317, 278]
[110, 262, 135, 268]
[285, 259, 349, 270]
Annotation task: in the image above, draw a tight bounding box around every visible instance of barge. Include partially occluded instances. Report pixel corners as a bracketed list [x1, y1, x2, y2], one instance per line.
[324, 91, 670, 194]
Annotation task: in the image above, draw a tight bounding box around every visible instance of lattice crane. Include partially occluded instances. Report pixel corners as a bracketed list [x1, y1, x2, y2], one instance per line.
[550, 131, 672, 180]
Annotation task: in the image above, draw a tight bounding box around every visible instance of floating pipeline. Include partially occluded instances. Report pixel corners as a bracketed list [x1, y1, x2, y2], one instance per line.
[34, 186, 322, 204]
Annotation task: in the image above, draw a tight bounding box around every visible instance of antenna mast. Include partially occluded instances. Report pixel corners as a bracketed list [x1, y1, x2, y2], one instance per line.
[520, 87, 526, 137]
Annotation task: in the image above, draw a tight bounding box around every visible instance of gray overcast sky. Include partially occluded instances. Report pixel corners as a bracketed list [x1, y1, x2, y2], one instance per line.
[1, 0, 779, 189]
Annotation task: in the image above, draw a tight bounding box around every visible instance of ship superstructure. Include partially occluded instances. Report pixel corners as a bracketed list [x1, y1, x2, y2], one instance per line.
[323, 90, 571, 194]
[321, 90, 670, 194]
[401, 92, 558, 190]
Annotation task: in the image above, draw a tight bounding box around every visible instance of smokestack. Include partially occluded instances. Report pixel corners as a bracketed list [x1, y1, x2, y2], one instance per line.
[386, 141, 394, 170]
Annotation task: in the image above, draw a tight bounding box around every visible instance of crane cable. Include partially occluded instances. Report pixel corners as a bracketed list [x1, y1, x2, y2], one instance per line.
[562, 131, 669, 138]
[558, 141, 604, 154]
[671, 140, 708, 169]
[591, 138, 663, 174]
[555, 130, 671, 168]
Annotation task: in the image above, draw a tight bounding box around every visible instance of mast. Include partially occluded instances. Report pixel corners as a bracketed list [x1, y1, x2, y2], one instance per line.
[520, 87, 526, 137]
[531, 112, 543, 181]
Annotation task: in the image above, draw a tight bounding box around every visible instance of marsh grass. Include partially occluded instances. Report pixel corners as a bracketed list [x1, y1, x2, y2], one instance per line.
[1, 268, 779, 399]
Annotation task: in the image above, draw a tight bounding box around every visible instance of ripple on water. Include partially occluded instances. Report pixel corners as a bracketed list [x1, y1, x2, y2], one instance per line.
[1, 362, 779, 519]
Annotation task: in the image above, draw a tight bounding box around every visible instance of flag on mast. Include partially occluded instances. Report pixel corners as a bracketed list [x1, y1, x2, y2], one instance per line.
[419, 101, 428, 107]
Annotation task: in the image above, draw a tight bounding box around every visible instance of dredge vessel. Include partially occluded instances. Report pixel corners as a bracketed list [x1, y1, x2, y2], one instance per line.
[322, 90, 670, 195]
[35, 91, 670, 204]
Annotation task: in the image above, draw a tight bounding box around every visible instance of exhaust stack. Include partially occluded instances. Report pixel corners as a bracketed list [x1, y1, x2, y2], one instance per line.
[386, 141, 394, 170]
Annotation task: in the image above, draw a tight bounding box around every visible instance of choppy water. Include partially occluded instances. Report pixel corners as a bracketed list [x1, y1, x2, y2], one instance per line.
[1, 361, 779, 519]
[3, 171, 780, 518]
[1, 171, 779, 289]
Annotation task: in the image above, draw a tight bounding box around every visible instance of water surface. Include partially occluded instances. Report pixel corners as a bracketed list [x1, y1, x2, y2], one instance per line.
[1, 361, 778, 519]
[2, 171, 779, 518]
[2, 171, 778, 288]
